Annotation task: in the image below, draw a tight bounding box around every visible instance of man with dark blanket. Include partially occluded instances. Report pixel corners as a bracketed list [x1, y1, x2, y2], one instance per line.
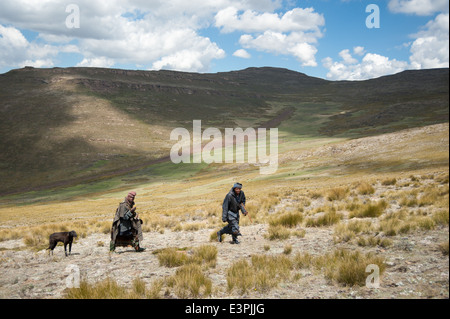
[110, 191, 145, 252]
[218, 183, 248, 244]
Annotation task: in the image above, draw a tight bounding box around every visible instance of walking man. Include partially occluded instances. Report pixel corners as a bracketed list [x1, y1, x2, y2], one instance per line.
[218, 183, 247, 244]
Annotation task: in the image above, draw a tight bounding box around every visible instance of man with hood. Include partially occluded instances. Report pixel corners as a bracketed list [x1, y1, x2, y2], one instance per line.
[218, 183, 247, 244]
[110, 191, 145, 252]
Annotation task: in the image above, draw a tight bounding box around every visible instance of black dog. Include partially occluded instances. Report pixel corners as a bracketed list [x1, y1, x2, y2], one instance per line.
[47, 231, 78, 256]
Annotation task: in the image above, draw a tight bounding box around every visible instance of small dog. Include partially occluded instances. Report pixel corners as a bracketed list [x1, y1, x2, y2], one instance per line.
[47, 231, 78, 256]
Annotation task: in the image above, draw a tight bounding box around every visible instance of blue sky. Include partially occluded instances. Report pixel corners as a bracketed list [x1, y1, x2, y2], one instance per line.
[0, 0, 448, 80]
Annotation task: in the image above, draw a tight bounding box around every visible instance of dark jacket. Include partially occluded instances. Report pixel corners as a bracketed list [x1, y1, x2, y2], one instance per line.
[222, 188, 246, 222]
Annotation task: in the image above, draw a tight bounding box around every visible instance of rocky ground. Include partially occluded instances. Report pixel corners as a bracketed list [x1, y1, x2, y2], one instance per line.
[0, 220, 448, 299]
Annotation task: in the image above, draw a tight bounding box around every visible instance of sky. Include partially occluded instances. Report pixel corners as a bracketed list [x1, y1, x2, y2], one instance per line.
[0, 0, 448, 80]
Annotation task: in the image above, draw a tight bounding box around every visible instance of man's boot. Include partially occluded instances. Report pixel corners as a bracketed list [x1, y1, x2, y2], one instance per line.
[109, 241, 116, 252]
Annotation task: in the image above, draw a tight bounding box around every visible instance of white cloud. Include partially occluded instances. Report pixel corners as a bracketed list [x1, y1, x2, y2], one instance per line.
[339, 49, 358, 65]
[239, 31, 320, 66]
[151, 42, 226, 72]
[353, 46, 366, 56]
[217, 7, 325, 67]
[409, 13, 449, 68]
[77, 57, 116, 68]
[233, 49, 251, 59]
[1, 0, 275, 72]
[323, 51, 409, 81]
[0, 24, 66, 70]
[388, 0, 449, 16]
[324, 8, 449, 80]
[215, 7, 324, 33]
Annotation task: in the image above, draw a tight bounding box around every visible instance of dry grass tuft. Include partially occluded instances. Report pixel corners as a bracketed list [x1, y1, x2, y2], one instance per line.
[166, 264, 212, 298]
[327, 187, 349, 201]
[155, 245, 218, 268]
[65, 277, 163, 299]
[349, 200, 387, 218]
[269, 211, 303, 228]
[227, 254, 293, 294]
[306, 206, 342, 227]
[266, 225, 305, 240]
[382, 178, 397, 186]
[356, 182, 375, 195]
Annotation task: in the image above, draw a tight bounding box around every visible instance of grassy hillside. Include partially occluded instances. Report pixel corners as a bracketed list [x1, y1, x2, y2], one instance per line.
[0, 66, 448, 197]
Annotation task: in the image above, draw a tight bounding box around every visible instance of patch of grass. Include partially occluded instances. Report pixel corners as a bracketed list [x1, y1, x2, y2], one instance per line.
[292, 252, 315, 270]
[65, 277, 163, 299]
[438, 242, 449, 255]
[357, 236, 393, 248]
[190, 245, 218, 268]
[382, 178, 397, 186]
[378, 209, 444, 236]
[433, 209, 449, 226]
[321, 249, 386, 287]
[266, 225, 305, 240]
[155, 245, 218, 268]
[349, 200, 387, 218]
[166, 264, 212, 298]
[268, 211, 303, 228]
[418, 187, 443, 207]
[306, 206, 342, 227]
[156, 247, 189, 267]
[293, 249, 386, 287]
[283, 244, 293, 255]
[333, 220, 374, 243]
[227, 254, 293, 294]
[356, 182, 375, 195]
[327, 187, 349, 201]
